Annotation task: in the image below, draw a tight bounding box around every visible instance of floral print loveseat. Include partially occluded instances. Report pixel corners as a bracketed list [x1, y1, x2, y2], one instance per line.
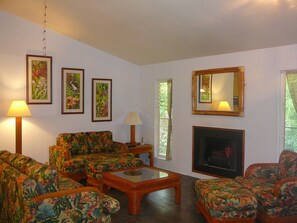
[235, 150, 297, 223]
[195, 150, 297, 223]
[0, 150, 119, 223]
[49, 131, 139, 181]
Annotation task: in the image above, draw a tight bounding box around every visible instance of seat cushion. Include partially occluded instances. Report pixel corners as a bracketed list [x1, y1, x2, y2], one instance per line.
[195, 178, 257, 220]
[235, 176, 279, 215]
[235, 176, 297, 217]
[86, 156, 143, 181]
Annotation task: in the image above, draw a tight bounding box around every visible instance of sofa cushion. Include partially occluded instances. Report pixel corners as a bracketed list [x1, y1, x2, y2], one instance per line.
[59, 175, 82, 191]
[0, 150, 32, 172]
[24, 160, 59, 193]
[86, 156, 144, 181]
[277, 150, 297, 179]
[87, 131, 113, 153]
[57, 132, 89, 155]
[0, 150, 59, 193]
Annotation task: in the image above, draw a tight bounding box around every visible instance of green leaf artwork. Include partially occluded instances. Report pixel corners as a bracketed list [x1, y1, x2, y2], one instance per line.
[31, 60, 48, 100]
[96, 83, 109, 118]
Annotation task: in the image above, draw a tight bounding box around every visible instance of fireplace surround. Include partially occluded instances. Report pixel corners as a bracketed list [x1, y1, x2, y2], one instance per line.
[192, 126, 245, 178]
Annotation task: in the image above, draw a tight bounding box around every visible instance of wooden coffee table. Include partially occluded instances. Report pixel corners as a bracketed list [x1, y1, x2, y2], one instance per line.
[101, 166, 181, 215]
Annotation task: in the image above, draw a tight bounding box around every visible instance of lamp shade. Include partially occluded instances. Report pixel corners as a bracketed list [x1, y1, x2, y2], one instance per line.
[7, 100, 32, 117]
[218, 101, 231, 111]
[124, 112, 142, 125]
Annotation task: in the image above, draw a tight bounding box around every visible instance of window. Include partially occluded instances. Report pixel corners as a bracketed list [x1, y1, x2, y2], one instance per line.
[283, 71, 297, 152]
[155, 79, 173, 160]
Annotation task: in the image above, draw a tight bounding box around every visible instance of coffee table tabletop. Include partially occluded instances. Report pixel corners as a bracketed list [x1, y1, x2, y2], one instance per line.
[102, 166, 181, 215]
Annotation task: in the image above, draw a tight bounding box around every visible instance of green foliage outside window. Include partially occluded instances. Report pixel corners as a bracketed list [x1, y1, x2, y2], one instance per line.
[285, 78, 297, 152]
[158, 82, 170, 156]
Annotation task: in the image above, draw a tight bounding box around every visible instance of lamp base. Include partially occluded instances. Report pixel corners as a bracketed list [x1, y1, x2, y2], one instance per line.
[126, 142, 140, 147]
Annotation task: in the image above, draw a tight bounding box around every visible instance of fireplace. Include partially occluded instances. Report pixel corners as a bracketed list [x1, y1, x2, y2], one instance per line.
[192, 126, 245, 178]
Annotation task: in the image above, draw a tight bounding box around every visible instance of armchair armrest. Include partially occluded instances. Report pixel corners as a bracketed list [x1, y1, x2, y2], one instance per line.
[49, 145, 71, 171]
[112, 141, 129, 153]
[245, 163, 278, 179]
[30, 186, 120, 222]
[274, 177, 297, 198]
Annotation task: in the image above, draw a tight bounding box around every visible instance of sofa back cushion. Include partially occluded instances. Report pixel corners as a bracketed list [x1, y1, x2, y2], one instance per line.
[277, 150, 297, 179]
[57, 132, 90, 155]
[57, 131, 114, 155]
[0, 150, 59, 193]
[87, 131, 113, 153]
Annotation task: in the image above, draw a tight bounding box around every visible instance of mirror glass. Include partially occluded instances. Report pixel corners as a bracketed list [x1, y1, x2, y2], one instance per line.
[192, 66, 244, 116]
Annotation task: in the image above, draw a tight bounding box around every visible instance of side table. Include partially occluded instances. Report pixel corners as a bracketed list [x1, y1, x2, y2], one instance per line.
[129, 144, 154, 167]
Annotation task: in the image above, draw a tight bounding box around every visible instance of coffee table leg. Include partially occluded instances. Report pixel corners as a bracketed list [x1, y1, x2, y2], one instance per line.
[175, 183, 181, 204]
[127, 192, 142, 215]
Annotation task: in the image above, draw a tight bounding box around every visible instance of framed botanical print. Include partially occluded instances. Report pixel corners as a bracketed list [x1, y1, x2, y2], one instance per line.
[61, 68, 84, 114]
[92, 78, 112, 122]
[26, 54, 52, 104]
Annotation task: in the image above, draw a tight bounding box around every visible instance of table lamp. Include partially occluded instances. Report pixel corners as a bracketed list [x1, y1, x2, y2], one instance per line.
[124, 112, 142, 146]
[7, 100, 32, 154]
[218, 101, 231, 111]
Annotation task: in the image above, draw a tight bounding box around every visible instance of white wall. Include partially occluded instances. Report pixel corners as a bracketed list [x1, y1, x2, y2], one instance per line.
[139, 44, 297, 178]
[0, 12, 140, 163]
[1, 12, 297, 179]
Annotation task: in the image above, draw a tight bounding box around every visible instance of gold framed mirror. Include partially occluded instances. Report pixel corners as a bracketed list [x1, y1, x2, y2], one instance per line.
[192, 66, 244, 116]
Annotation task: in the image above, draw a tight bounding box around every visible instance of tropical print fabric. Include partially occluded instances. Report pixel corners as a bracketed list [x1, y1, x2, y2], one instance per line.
[0, 150, 59, 193]
[56, 131, 124, 155]
[0, 160, 39, 222]
[50, 131, 133, 180]
[86, 156, 144, 180]
[195, 178, 257, 220]
[235, 150, 297, 218]
[0, 150, 120, 223]
[244, 163, 279, 183]
[29, 189, 116, 223]
[277, 150, 297, 178]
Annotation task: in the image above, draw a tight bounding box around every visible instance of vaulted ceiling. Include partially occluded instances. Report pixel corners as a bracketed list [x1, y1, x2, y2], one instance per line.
[1, 0, 297, 65]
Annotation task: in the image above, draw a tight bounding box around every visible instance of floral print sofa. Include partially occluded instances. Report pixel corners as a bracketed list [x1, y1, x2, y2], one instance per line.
[235, 150, 297, 223]
[49, 131, 140, 181]
[0, 150, 119, 223]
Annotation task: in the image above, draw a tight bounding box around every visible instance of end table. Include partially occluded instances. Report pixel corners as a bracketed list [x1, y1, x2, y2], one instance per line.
[129, 144, 154, 167]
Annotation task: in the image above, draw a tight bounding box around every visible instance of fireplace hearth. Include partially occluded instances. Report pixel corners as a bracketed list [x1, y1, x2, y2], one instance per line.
[192, 126, 245, 178]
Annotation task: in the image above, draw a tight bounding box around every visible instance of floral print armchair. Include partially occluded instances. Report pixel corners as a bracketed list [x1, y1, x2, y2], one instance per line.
[235, 150, 297, 223]
[50, 131, 134, 181]
[0, 150, 120, 223]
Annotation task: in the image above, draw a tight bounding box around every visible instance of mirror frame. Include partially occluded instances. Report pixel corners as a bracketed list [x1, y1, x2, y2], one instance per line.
[192, 66, 244, 116]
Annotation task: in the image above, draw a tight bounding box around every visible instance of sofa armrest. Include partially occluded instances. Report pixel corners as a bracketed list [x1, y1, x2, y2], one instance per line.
[274, 177, 297, 198]
[49, 145, 71, 171]
[112, 141, 129, 153]
[245, 163, 278, 179]
[30, 186, 120, 222]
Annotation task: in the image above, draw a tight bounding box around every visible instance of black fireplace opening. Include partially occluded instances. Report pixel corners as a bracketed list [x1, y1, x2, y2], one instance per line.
[192, 126, 245, 178]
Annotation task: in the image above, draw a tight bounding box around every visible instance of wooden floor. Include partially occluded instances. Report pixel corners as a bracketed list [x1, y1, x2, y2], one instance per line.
[108, 174, 207, 223]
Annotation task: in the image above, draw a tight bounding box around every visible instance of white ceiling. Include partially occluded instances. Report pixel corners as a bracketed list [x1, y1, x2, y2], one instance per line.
[1, 0, 297, 65]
